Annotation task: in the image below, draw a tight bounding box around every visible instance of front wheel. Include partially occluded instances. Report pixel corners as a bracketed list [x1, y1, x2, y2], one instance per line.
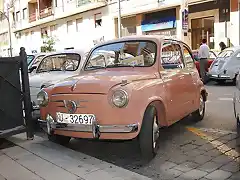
[48, 134, 71, 146]
[192, 94, 205, 121]
[138, 106, 160, 161]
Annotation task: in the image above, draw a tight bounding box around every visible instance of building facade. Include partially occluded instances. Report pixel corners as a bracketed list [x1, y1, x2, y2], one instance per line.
[1, 0, 240, 56]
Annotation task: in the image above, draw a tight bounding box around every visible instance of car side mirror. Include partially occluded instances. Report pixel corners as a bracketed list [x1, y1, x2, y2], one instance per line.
[28, 65, 37, 73]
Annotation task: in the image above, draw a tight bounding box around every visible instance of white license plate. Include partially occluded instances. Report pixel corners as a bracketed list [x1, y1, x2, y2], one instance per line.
[56, 112, 95, 125]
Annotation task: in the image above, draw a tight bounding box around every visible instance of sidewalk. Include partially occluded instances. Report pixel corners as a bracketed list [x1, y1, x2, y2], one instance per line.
[0, 133, 151, 180]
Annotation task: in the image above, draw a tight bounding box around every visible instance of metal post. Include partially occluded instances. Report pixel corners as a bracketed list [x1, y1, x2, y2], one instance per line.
[19, 47, 34, 140]
[117, 0, 122, 38]
[0, 11, 12, 57]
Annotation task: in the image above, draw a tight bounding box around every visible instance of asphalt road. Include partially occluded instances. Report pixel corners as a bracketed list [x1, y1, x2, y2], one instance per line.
[35, 81, 240, 179]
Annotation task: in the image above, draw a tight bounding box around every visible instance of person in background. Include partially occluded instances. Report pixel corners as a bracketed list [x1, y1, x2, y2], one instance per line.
[219, 42, 227, 52]
[198, 38, 210, 84]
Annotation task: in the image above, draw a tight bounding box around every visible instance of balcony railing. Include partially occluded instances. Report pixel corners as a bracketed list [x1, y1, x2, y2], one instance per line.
[29, 13, 37, 22]
[76, 0, 106, 7]
[39, 7, 53, 19]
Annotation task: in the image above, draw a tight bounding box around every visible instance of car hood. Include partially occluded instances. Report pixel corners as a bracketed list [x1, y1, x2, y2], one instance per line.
[29, 71, 78, 88]
[50, 69, 157, 94]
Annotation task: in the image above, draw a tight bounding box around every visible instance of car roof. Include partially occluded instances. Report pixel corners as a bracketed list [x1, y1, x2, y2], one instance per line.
[43, 49, 89, 56]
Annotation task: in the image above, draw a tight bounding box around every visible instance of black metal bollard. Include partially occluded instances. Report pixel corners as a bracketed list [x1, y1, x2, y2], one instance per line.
[19, 47, 34, 140]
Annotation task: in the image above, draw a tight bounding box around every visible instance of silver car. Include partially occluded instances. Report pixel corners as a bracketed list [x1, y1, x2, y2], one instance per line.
[30, 49, 88, 119]
[208, 46, 240, 84]
[233, 74, 240, 128]
[28, 53, 47, 72]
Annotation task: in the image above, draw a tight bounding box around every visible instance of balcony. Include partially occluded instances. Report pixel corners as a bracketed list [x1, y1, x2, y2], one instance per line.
[39, 7, 53, 19]
[29, 12, 37, 22]
[76, 0, 107, 7]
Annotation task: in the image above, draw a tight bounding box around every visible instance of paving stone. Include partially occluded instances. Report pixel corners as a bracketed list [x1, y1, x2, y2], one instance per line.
[191, 139, 208, 146]
[159, 161, 177, 170]
[169, 154, 190, 164]
[178, 169, 208, 179]
[220, 161, 240, 173]
[212, 155, 233, 164]
[198, 161, 224, 173]
[189, 154, 213, 165]
[229, 171, 240, 180]
[173, 161, 199, 172]
[184, 149, 206, 157]
[225, 149, 240, 158]
[180, 144, 198, 151]
[198, 143, 215, 151]
[0, 174, 6, 180]
[199, 178, 210, 180]
[158, 168, 183, 180]
[204, 149, 223, 157]
[217, 144, 232, 153]
[205, 170, 232, 180]
[225, 140, 239, 149]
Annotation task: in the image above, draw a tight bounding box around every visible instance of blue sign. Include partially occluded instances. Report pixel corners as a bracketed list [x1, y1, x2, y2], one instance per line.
[141, 16, 176, 32]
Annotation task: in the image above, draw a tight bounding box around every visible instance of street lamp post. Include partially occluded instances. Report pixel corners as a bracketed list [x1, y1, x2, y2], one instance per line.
[117, 0, 122, 38]
[0, 11, 13, 57]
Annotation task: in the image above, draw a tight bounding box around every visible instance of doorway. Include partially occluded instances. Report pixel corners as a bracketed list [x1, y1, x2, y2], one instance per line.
[191, 16, 214, 50]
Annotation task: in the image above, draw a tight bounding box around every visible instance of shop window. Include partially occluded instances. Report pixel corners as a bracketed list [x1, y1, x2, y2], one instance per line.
[122, 26, 136, 36]
[67, 20, 73, 33]
[41, 27, 48, 38]
[76, 18, 83, 32]
[161, 43, 184, 69]
[50, 25, 57, 36]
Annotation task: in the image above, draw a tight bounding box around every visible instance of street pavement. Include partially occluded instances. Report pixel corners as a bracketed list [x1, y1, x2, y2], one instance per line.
[0, 81, 240, 180]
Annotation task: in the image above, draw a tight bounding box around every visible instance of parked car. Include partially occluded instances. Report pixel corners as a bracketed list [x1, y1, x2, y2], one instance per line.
[30, 49, 88, 119]
[37, 36, 208, 160]
[208, 46, 240, 84]
[233, 73, 240, 128]
[192, 50, 217, 74]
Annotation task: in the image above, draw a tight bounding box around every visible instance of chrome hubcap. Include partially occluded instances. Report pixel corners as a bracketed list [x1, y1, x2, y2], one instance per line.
[199, 96, 204, 116]
[153, 116, 159, 149]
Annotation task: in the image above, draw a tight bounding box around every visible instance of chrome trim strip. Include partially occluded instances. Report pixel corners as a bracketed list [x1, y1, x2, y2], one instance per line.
[38, 119, 138, 133]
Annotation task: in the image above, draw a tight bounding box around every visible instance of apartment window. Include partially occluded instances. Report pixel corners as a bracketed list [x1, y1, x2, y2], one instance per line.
[50, 25, 57, 36]
[94, 13, 102, 28]
[41, 27, 48, 38]
[67, 20, 73, 33]
[16, 11, 20, 21]
[76, 18, 83, 32]
[23, 8, 27, 20]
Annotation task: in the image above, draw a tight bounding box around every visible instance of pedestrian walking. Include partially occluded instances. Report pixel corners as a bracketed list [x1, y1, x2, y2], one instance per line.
[198, 39, 210, 83]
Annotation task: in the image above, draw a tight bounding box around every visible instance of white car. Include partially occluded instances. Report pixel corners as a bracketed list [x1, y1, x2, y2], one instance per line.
[30, 49, 88, 119]
[28, 53, 47, 73]
[208, 46, 240, 84]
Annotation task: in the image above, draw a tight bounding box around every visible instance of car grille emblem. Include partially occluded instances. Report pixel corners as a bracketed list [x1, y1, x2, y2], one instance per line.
[70, 83, 77, 91]
[64, 100, 77, 113]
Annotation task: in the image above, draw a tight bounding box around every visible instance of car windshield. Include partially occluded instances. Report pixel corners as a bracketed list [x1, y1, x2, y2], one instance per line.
[27, 55, 35, 65]
[217, 50, 234, 58]
[37, 53, 81, 73]
[85, 40, 157, 70]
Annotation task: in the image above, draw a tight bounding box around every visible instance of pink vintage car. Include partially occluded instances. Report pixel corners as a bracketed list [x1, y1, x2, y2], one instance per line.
[37, 36, 208, 160]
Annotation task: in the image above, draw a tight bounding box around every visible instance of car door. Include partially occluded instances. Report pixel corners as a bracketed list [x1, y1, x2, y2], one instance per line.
[181, 43, 199, 114]
[160, 41, 189, 124]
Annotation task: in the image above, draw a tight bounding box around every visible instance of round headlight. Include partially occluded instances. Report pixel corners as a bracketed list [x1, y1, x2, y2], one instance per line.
[112, 90, 128, 108]
[37, 90, 49, 107]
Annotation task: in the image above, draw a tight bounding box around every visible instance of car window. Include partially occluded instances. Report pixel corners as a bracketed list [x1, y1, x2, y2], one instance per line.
[32, 55, 45, 67]
[27, 55, 35, 65]
[183, 45, 195, 69]
[37, 53, 81, 73]
[161, 43, 184, 69]
[209, 51, 216, 59]
[85, 40, 157, 70]
[218, 50, 234, 58]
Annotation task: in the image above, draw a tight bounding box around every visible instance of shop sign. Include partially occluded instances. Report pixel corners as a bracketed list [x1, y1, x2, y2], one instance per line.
[141, 17, 176, 32]
[182, 8, 188, 31]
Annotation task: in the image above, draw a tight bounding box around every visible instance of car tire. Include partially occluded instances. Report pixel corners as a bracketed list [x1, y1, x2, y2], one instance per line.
[192, 94, 205, 121]
[48, 134, 71, 146]
[138, 106, 160, 161]
[216, 80, 226, 84]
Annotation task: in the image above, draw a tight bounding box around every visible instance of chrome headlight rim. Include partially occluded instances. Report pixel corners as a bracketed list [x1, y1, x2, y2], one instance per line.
[111, 89, 129, 108]
[37, 90, 49, 107]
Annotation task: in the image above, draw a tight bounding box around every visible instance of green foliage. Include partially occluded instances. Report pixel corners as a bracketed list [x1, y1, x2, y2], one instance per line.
[40, 34, 57, 53]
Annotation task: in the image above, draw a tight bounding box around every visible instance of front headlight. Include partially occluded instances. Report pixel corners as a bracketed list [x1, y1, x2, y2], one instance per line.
[112, 90, 128, 108]
[37, 90, 49, 107]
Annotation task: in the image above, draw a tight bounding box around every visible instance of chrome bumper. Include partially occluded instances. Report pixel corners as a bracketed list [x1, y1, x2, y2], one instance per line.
[38, 116, 138, 139]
